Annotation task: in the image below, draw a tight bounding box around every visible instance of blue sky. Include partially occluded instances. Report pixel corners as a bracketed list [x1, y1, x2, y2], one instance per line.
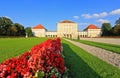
[0, 0, 120, 31]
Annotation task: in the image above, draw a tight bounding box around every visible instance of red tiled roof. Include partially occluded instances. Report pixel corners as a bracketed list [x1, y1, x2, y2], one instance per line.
[59, 20, 75, 23]
[84, 24, 100, 30]
[32, 24, 45, 29]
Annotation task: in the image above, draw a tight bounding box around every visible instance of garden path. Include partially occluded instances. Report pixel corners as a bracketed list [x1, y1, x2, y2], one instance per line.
[64, 38, 120, 68]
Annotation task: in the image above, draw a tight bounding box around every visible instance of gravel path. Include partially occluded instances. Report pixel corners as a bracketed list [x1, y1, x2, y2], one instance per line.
[80, 38, 120, 45]
[64, 38, 120, 68]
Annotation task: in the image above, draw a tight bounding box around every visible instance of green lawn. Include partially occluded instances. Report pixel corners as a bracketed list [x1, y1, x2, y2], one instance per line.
[0, 37, 47, 63]
[62, 39, 120, 78]
[72, 39, 120, 54]
[1, 38, 120, 78]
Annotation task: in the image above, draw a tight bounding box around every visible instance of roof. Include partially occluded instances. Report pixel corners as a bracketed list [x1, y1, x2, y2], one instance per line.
[59, 20, 75, 23]
[84, 24, 100, 30]
[32, 24, 46, 29]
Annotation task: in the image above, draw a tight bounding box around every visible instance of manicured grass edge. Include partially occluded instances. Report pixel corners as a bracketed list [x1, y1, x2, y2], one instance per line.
[70, 38, 120, 54]
[62, 39, 120, 78]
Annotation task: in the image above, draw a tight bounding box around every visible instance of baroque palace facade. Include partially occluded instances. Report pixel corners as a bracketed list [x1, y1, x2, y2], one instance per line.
[32, 20, 102, 39]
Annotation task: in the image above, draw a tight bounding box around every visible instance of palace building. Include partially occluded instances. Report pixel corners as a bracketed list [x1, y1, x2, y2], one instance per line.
[32, 20, 102, 39]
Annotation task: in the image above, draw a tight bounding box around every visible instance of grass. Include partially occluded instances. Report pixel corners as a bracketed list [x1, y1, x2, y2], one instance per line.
[62, 39, 120, 78]
[1, 38, 120, 78]
[71, 39, 120, 54]
[0, 37, 48, 63]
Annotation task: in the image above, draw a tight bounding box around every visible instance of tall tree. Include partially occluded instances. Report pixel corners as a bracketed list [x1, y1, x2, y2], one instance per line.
[0, 17, 13, 35]
[101, 23, 112, 36]
[25, 27, 33, 37]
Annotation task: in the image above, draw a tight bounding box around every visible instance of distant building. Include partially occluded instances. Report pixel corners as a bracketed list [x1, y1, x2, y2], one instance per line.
[32, 20, 102, 39]
[32, 24, 47, 37]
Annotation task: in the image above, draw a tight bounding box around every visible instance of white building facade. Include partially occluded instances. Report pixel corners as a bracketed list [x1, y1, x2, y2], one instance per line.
[32, 24, 46, 37]
[32, 20, 102, 39]
[57, 20, 78, 38]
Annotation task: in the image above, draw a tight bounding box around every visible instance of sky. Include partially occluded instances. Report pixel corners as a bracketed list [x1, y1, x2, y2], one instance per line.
[0, 0, 120, 31]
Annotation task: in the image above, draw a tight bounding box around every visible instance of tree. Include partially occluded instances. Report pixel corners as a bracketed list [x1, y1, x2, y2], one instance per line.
[10, 25, 18, 36]
[111, 17, 120, 36]
[101, 23, 112, 36]
[12, 23, 25, 36]
[25, 27, 33, 37]
[0, 16, 26, 36]
[0, 17, 13, 35]
[112, 25, 120, 36]
[115, 17, 120, 25]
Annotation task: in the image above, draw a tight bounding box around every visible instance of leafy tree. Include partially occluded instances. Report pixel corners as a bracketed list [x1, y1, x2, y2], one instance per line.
[111, 17, 120, 36]
[12, 23, 25, 36]
[115, 17, 120, 25]
[10, 25, 18, 36]
[25, 27, 33, 37]
[6, 25, 12, 36]
[112, 25, 120, 36]
[0, 16, 26, 36]
[0, 17, 13, 35]
[101, 23, 112, 36]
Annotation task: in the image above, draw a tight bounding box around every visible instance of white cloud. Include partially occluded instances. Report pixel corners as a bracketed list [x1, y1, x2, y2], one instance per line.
[81, 8, 120, 19]
[73, 16, 79, 19]
[93, 14, 99, 18]
[100, 12, 108, 17]
[81, 14, 91, 19]
[110, 9, 120, 15]
[97, 19, 110, 24]
[82, 12, 108, 19]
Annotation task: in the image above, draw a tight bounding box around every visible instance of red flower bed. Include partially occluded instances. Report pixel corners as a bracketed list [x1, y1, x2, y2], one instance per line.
[0, 38, 67, 78]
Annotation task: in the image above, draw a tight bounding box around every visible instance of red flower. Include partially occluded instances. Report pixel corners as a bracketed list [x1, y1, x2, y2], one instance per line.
[0, 37, 66, 78]
[51, 74, 56, 78]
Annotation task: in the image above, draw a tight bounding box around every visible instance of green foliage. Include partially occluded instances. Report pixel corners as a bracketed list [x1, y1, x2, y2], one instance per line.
[62, 39, 120, 78]
[101, 23, 112, 36]
[13, 23, 25, 36]
[101, 17, 120, 36]
[0, 17, 13, 35]
[0, 16, 25, 36]
[34, 71, 44, 78]
[112, 25, 120, 36]
[110, 17, 120, 36]
[0, 17, 13, 26]
[10, 25, 18, 36]
[25, 27, 33, 37]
